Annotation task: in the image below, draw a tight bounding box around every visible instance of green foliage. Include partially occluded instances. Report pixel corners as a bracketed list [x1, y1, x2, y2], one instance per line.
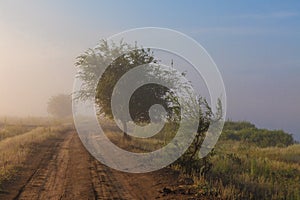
[75, 40, 174, 122]
[75, 40, 224, 176]
[171, 122, 298, 199]
[75, 40, 181, 139]
[173, 98, 223, 176]
[221, 121, 295, 147]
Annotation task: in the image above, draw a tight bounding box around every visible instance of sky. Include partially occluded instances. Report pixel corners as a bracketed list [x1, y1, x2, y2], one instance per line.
[0, 0, 299, 140]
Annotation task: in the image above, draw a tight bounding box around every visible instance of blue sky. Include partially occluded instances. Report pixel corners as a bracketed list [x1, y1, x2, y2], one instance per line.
[0, 0, 299, 140]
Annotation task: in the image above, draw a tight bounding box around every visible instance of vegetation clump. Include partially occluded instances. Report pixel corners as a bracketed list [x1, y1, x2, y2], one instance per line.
[221, 121, 295, 147]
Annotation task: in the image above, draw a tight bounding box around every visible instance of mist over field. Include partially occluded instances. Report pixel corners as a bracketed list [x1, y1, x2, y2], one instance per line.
[0, 1, 299, 199]
[0, 2, 299, 140]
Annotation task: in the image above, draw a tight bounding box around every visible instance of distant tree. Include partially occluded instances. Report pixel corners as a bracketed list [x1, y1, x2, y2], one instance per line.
[47, 94, 72, 118]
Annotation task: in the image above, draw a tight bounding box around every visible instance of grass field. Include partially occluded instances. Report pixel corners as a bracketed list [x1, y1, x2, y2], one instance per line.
[0, 118, 72, 188]
[0, 118, 299, 199]
[104, 120, 300, 199]
[0, 127, 53, 184]
[203, 141, 300, 199]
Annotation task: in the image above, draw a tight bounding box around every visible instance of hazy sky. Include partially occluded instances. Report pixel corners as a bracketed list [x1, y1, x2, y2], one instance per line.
[0, 0, 299, 140]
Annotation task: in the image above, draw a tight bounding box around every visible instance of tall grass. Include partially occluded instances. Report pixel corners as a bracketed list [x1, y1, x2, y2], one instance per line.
[0, 125, 34, 141]
[0, 127, 60, 185]
[98, 119, 300, 199]
[197, 141, 300, 199]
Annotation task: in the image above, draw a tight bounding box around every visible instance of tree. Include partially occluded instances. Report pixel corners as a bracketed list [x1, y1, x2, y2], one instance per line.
[47, 94, 72, 118]
[75, 40, 222, 175]
[75, 40, 177, 138]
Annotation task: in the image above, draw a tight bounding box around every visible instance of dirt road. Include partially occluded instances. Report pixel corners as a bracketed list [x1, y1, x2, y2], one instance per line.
[0, 131, 184, 200]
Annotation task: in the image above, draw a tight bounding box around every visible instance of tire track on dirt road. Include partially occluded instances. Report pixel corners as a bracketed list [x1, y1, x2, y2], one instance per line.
[14, 132, 91, 199]
[1, 130, 186, 200]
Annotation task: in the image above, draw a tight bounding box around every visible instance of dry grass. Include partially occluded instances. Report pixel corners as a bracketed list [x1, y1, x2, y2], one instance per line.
[80, 119, 300, 199]
[0, 126, 62, 184]
[196, 141, 300, 199]
[0, 125, 35, 141]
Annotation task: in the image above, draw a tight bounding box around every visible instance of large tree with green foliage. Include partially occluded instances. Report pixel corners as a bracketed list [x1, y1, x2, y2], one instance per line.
[75, 40, 178, 138]
[75, 40, 220, 174]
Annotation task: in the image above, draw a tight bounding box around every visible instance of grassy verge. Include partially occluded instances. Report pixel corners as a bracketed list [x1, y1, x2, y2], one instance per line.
[0, 126, 64, 186]
[0, 125, 36, 141]
[191, 141, 300, 199]
[104, 121, 300, 199]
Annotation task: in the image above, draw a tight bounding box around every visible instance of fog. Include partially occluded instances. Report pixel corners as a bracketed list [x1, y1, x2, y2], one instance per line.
[0, 1, 299, 140]
[0, 30, 76, 116]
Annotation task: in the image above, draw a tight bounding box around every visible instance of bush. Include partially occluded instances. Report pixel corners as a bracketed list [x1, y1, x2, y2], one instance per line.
[221, 121, 295, 147]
